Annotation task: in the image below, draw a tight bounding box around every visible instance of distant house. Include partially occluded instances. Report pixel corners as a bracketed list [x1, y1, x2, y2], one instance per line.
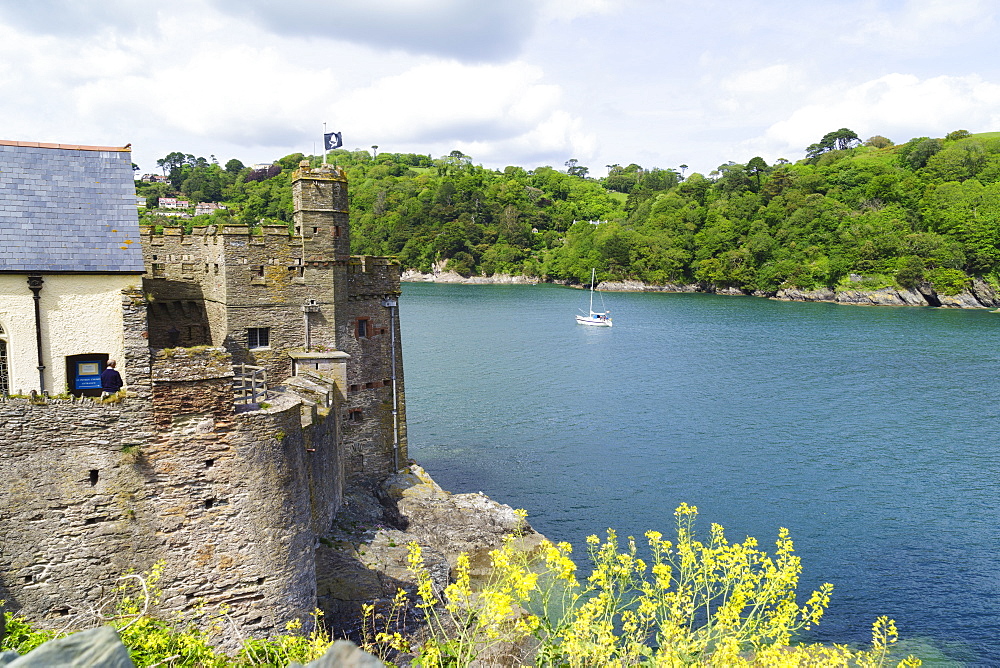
[157, 197, 189, 210]
[194, 202, 225, 216]
[140, 174, 168, 183]
[136, 196, 147, 207]
[0, 140, 144, 395]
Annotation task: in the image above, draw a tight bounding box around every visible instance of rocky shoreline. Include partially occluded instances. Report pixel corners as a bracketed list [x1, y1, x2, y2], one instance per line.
[318, 464, 544, 655]
[402, 270, 1000, 309]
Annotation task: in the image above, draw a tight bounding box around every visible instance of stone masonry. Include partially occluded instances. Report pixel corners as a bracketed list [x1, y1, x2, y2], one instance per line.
[0, 165, 407, 643]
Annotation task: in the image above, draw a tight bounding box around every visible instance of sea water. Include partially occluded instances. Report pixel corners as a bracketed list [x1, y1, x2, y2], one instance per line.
[399, 282, 1000, 664]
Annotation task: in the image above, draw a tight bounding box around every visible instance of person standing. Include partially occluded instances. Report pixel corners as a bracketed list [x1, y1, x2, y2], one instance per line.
[100, 360, 124, 396]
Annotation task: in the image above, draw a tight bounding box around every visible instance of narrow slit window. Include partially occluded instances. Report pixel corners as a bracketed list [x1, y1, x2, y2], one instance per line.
[356, 317, 370, 338]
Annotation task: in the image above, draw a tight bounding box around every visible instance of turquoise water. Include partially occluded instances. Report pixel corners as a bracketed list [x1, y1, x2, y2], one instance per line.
[399, 282, 1000, 664]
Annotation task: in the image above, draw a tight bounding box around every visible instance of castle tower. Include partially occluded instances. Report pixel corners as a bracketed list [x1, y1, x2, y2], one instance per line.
[292, 162, 408, 480]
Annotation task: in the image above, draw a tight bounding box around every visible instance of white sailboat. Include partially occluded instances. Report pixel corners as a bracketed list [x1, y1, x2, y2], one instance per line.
[576, 268, 612, 327]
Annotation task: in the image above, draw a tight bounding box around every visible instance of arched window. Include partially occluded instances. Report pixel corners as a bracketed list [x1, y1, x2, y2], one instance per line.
[0, 323, 8, 395]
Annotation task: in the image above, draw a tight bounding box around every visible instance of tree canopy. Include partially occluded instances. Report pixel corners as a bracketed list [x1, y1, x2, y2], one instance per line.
[138, 129, 1000, 295]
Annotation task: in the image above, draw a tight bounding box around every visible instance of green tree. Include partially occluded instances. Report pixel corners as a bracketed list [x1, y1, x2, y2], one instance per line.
[864, 135, 895, 148]
[747, 156, 768, 192]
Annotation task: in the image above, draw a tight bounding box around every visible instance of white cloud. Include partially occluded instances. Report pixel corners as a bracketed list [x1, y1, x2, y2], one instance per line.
[846, 0, 996, 52]
[207, 0, 535, 61]
[720, 64, 797, 95]
[741, 73, 1000, 163]
[538, 0, 622, 22]
[335, 61, 581, 154]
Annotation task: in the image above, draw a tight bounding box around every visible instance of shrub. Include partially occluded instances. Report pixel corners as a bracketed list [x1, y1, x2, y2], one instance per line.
[365, 505, 922, 667]
[926, 267, 970, 295]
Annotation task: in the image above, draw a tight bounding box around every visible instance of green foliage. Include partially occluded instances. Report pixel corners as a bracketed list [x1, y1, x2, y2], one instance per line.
[364, 506, 921, 667]
[2, 564, 334, 667]
[926, 267, 970, 295]
[144, 131, 1000, 295]
[865, 135, 895, 149]
[1, 607, 59, 654]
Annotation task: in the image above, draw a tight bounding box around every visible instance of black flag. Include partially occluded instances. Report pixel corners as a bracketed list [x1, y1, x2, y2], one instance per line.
[324, 131, 343, 151]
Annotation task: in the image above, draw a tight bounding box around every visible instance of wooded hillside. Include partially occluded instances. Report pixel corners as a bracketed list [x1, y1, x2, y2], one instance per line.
[138, 129, 1000, 295]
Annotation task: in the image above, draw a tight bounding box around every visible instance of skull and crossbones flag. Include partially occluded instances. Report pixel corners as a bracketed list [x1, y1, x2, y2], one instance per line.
[324, 131, 343, 151]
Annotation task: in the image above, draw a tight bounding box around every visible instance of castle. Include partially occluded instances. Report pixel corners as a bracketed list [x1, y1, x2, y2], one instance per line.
[0, 141, 407, 638]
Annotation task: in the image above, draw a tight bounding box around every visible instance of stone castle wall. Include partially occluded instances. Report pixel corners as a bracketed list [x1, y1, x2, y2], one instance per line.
[0, 291, 341, 641]
[339, 257, 407, 479]
[0, 167, 405, 639]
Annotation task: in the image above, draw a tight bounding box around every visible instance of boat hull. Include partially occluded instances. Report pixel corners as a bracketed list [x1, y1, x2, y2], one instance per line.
[576, 314, 612, 327]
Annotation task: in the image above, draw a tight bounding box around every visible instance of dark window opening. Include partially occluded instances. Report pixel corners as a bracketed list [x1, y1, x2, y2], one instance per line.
[349, 384, 359, 392]
[364, 382, 374, 389]
[334, 225, 341, 238]
[312, 227, 319, 234]
[251, 265, 265, 278]
[205, 459, 214, 468]
[348, 409, 362, 422]
[24, 574, 32, 583]
[247, 327, 270, 349]
[89, 469, 99, 486]
[205, 498, 215, 509]
[356, 317, 370, 338]
[256, 577, 266, 585]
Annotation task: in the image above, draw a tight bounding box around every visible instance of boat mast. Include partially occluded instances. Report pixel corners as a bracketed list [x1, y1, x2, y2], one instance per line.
[590, 268, 596, 314]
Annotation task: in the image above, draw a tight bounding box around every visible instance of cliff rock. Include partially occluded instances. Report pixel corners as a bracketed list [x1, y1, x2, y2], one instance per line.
[316, 465, 544, 636]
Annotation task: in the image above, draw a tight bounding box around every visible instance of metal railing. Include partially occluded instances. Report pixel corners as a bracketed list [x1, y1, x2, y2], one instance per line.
[233, 364, 267, 406]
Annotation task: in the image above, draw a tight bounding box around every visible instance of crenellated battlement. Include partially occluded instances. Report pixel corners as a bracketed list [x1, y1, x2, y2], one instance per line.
[1, 161, 403, 643]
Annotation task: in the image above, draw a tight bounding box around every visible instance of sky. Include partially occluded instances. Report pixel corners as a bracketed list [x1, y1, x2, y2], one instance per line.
[1, 0, 999, 177]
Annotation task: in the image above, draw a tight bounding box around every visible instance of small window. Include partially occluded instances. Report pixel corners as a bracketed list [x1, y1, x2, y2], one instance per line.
[348, 409, 362, 422]
[251, 265, 264, 277]
[151, 263, 165, 277]
[247, 327, 270, 349]
[333, 225, 341, 238]
[356, 317, 370, 338]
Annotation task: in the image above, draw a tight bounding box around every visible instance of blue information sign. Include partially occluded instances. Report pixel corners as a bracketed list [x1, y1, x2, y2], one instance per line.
[75, 361, 102, 389]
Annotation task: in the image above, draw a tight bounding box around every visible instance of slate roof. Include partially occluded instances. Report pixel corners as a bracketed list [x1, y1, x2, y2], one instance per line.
[0, 141, 145, 273]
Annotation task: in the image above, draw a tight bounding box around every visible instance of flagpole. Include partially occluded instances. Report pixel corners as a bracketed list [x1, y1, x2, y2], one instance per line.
[323, 122, 327, 165]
